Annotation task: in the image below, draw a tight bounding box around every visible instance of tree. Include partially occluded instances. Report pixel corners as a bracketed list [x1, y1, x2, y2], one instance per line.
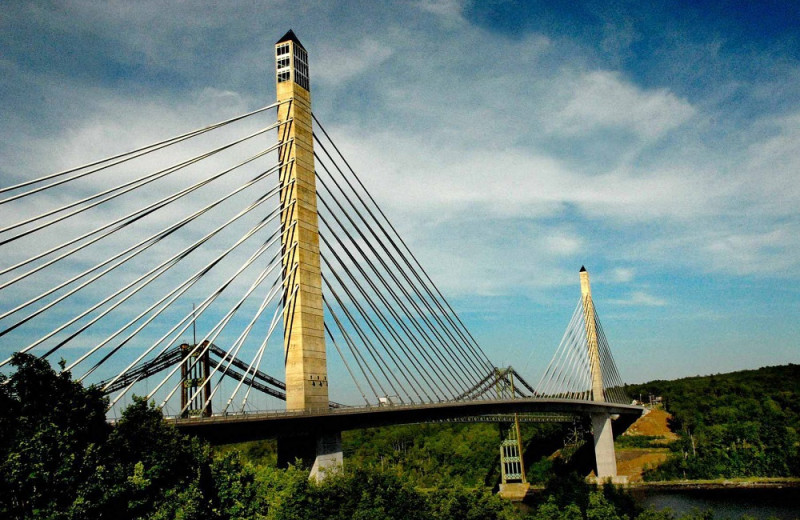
[314, 467, 429, 520]
[630, 365, 800, 480]
[73, 397, 218, 519]
[426, 484, 518, 520]
[531, 497, 582, 520]
[586, 491, 628, 520]
[211, 451, 263, 520]
[0, 353, 110, 520]
[0, 353, 235, 519]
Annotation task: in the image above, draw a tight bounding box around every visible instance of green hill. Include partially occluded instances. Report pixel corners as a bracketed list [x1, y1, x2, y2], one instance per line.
[625, 364, 800, 480]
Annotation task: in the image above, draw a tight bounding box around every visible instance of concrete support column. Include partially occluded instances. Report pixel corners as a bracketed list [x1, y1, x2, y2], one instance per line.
[310, 431, 343, 482]
[277, 431, 343, 482]
[591, 412, 618, 480]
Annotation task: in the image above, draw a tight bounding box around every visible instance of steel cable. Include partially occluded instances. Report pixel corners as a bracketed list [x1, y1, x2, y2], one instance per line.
[311, 118, 493, 372]
[0, 122, 286, 246]
[317, 202, 458, 399]
[0, 101, 286, 197]
[315, 171, 476, 397]
[320, 251, 428, 402]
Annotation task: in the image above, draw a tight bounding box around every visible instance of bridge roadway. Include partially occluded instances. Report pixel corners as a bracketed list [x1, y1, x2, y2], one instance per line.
[171, 398, 645, 444]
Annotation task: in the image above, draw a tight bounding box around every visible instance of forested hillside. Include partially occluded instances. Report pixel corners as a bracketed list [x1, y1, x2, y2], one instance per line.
[625, 364, 800, 480]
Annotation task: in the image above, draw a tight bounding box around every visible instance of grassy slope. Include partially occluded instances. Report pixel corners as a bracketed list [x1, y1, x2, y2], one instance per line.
[613, 408, 676, 482]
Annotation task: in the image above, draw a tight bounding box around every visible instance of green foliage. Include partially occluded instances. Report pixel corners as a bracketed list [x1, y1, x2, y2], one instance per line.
[343, 422, 501, 487]
[251, 464, 517, 520]
[257, 463, 313, 520]
[616, 435, 663, 449]
[0, 354, 223, 520]
[525, 457, 554, 484]
[314, 468, 429, 520]
[528, 489, 720, 520]
[340, 421, 571, 488]
[531, 468, 640, 519]
[626, 364, 800, 480]
[211, 451, 263, 520]
[540, 464, 593, 511]
[0, 355, 527, 519]
[530, 497, 583, 520]
[216, 439, 277, 468]
[586, 491, 629, 520]
[103, 398, 212, 515]
[426, 485, 518, 520]
[0, 353, 110, 519]
[634, 508, 675, 520]
[78, 396, 218, 519]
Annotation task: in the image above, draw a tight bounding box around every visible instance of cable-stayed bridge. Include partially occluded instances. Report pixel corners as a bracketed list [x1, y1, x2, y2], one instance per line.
[0, 30, 643, 483]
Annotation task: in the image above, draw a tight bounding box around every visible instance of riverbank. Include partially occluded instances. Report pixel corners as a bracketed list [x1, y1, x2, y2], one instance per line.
[519, 479, 800, 519]
[630, 485, 800, 519]
[521, 477, 800, 496]
[627, 477, 800, 490]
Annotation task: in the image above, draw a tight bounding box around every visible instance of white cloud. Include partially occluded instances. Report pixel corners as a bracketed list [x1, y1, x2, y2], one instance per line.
[609, 267, 635, 283]
[703, 227, 799, 276]
[413, 0, 467, 25]
[740, 112, 800, 218]
[315, 39, 393, 86]
[609, 291, 667, 307]
[545, 70, 696, 140]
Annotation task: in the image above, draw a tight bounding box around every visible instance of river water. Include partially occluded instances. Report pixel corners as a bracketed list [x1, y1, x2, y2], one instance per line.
[630, 487, 799, 519]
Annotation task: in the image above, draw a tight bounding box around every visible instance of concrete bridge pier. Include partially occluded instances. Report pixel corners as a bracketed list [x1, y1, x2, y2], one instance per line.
[591, 412, 619, 481]
[310, 431, 343, 481]
[277, 430, 343, 482]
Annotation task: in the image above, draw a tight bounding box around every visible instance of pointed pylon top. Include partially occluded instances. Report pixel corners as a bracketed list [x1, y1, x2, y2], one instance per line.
[276, 29, 306, 50]
[580, 265, 587, 272]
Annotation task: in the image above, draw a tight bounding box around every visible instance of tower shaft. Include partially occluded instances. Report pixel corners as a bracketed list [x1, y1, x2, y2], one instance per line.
[276, 32, 328, 411]
[580, 268, 604, 402]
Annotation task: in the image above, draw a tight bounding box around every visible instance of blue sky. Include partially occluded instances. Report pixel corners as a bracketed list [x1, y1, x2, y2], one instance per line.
[1, 0, 798, 390]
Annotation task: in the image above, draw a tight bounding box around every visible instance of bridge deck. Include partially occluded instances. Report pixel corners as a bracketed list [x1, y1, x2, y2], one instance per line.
[171, 398, 645, 444]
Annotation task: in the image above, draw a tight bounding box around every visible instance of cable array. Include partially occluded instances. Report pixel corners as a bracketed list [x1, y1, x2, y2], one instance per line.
[0, 97, 631, 417]
[0, 103, 299, 416]
[535, 297, 629, 404]
[313, 115, 497, 405]
[593, 309, 629, 404]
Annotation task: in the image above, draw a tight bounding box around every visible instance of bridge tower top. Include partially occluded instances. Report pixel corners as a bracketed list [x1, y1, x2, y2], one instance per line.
[276, 30, 310, 93]
[275, 30, 328, 411]
[580, 266, 605, 402]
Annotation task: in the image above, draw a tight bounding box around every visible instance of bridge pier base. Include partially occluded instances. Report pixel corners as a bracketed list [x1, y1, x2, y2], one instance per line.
[591, 413, 626, 484]
[278, 430, 343, 482]
[310, 431, 343, 481]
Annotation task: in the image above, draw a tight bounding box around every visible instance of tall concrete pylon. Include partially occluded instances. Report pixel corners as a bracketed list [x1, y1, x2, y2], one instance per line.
[579, 266, 620, 481]
[274, 30, 341, 480]
[276, 29, 328, 412]
[580, 266, 604, 404]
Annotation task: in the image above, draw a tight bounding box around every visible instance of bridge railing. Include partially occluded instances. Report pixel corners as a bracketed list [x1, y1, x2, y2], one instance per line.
[163, 396, 644, 424]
